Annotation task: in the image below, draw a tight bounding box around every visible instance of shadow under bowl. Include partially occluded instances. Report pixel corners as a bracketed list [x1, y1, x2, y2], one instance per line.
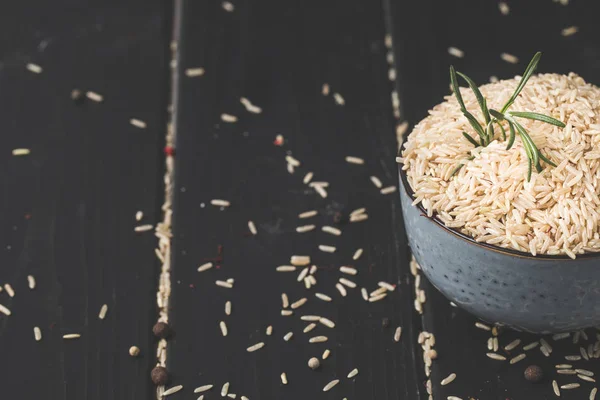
[399, 165, 600, 334]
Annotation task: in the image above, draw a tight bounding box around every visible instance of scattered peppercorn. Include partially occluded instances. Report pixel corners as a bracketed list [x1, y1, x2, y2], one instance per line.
[70, 89, 85, 104]
[164, 146, 176, 156]
[308, 357, 320, 370]
[152, 322, 171, 339]
[129, 346, 141, 357]
[151, 366, 169, 385]
[382, 317, 390, 328]
[524, 365, 543, 383]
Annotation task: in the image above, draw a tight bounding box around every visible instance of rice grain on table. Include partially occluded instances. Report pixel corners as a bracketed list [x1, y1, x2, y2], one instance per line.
[500, 52, 519, 64]
[63, 334, 81, 339]
[221, 113, 237, 123]
[310, 336, 328, 343]
[322, 226, 342, 236]
[322, 379, 339, 392]
[380, 186, 397, 195]
[210, 199, 230, 207]
[336, 283, 347, 297]
[347, 368, 359, 378]
[26, 274, 36, 290]
[322, 349, 331, 359]
[333, 93, 345, 105]
[361, 287, 369, 301]
[291, 255, 310, 266]
[4, 284, 14, 298]
[297, 267, 309, 282]
[0, 304, 11, 316]
[510, 353, 527, 364]
[562, 383, 581, 389]
[319, 317, 335, 328]
[553, 380, 560, 396]
[319, 245, 336, 253]
[216, 280, 233, 289]
[281, 293, 289, 308]
[198, 262, 213, 272]
[303, 323, 316, 333]
[162, 385, 183, 397]
[369, 293, 387, 302]
[34, 326, 42, 341]
[26, 63, 43, 73]
[240, 97, 262, 114]
[219, 321, 228, 337]
[322, 83, 330, 95]
[12, 148, 30, 156]
[98, 304, 108, 320]
[221, 382, 230, 396]
[284, 332, 294, 341]
[277, 265, 296, 272]
[303, 172, 314, 184]
[340, 266, 357, 275]
[345, 156, 364, 165]
[296, 225, 316, 233]
[291, 298, 307, 309]
[441, 373, 456, 386]
[486, 353, 506, 361]
[301, 315, 321, 321]
[185, 67, 205, 77]
[130, 119, 147, 129]
[225, 301, 232, 315]
[591, 387, 598, 400]
[553, 332, 571, 341]
[394, 327, 402, 342]
[280, 372, 288, 385]
[86, 91, 103, 102]
[498, 1, 510, 14]
[523, 341, 539, 351]
[299, 210, 318, 219]
[504, 339, 521, 351]
[580, 375, 596, 383]
[247, 342, 265, 352]
[350, 213, 368, 222]
[248, 220, 257, 235]
[352, 248, 364, 260]
[314, 185, 328, 198]
[378, 281, 396, 291]
[562, 26, 579, 36]
[134, 224, 153, 233]
[315, 292, 332, 302]
[222, 1, 234, 11]
[194, 384, 213, 393]
[370, 176, 383, 188]
[448, 47, 464, 58]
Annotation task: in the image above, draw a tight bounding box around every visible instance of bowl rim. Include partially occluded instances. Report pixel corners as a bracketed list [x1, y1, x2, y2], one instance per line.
[398, 162, 600, 261]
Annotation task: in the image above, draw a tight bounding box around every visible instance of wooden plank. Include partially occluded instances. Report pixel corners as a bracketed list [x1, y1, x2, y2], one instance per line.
[166, 0, 424, 398]
[386, 0, 600, 398]
[0, 1, 170, 398]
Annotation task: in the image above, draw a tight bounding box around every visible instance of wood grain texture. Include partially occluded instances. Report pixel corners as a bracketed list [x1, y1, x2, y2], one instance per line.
[166, 0, 423, 399]
[0, 1, 171, 398]
[386, 0, 600, 398]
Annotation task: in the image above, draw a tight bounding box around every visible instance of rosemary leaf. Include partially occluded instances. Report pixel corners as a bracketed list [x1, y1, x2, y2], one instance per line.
[496, 121, 507, 140]
[527, 156, 533, 181]
[450, 66, 467, 112]
[457, 71, 491, 123]
[464, 112, 487, 142]
[500, 52, 542, 113]
[538, 150, 557, 167]
[462, 132, 480, 147]
[486, 121, 495, 143]
[489, 109, 505, 120]
[508, 111, 566, 127]
[506, 121, 516, 150]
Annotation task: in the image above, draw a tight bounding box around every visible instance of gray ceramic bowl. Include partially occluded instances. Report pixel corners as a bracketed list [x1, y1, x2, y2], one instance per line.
[399, 165, 600, 334]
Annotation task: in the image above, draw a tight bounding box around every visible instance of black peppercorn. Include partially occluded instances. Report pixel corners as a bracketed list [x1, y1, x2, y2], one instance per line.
[151, 366, 169, 385]
[524, 365, 543, 383]
[152, 322, 171, 339]
[382, 317, 390, 328]
[70, 89, 85, 104]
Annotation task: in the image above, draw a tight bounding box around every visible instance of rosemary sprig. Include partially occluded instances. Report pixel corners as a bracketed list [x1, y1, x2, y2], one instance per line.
[449, 52, 565, 181]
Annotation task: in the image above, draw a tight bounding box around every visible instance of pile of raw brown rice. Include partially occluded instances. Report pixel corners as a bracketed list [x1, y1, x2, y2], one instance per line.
[400, 73, 600, 258]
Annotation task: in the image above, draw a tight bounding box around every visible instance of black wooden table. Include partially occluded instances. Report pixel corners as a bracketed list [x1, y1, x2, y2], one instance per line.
[1, 0, 600, 399]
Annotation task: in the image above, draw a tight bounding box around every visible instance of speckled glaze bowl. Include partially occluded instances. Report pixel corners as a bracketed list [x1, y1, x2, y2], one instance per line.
[399, 165, 600, 334]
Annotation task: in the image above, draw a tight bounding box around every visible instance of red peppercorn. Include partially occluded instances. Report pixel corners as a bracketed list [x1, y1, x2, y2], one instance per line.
[164, 146, 176, 156]
[151, 366, 169, 385]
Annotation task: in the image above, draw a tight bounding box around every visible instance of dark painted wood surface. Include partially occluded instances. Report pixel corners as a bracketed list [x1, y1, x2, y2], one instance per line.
[388, 0, 600, 399]
[0, 1, 170, 399]
[167, 0, 423, 399]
